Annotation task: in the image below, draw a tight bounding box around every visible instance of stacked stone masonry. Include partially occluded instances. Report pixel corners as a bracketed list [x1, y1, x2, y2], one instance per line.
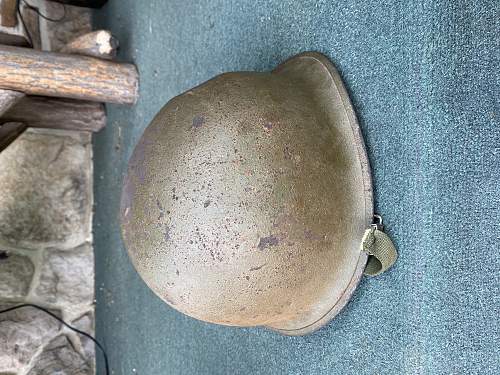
[0, 3, 96, 374]
[0, 129, 95, 375]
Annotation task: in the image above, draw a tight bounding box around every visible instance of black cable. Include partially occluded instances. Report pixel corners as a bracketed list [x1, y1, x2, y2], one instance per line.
[6, 1, 104, 371]
[16, 0, 66, 47]
[21, 0, 66, 22]
[16, 0, 33, 47]
[0, 303, 109, 375]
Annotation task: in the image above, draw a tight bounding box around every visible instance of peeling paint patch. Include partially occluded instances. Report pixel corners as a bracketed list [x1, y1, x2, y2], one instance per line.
[304, 229, 325, 241]
[156, 199, 165, 220]
[163, 225, 171, 241]
[192, 115, 205, 129]
[257, 235, 279, 250]
[263, 122, 273, 131]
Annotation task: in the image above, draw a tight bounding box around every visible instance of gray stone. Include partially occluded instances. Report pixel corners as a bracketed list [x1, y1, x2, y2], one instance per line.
[0, 130, 92, 250]
[0, 304, 60, 373]
[0, 4, 96, 374]
[0, 253, 34, 299]
[35, 245, 94, 306]
[72, 312, 95, 372]
[26, 335, 92, 375]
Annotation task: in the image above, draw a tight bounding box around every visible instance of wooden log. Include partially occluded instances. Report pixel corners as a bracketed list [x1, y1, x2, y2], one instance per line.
[20, 2, 41, 49]
[0, 0, 17, 27]
[2, 96, 106, 132]
[0, 122, 26, 152]
[0, 89, 24, 116]
[0, 45, 138, 104]
[0, 28, 115, 133]
[60, 30, 118, 60]
[0, 0, 33, 46]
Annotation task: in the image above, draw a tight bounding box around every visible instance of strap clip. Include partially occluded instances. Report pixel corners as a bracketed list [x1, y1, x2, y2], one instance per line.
[371, 214, 384, 231]
[362, 214, 398, 276]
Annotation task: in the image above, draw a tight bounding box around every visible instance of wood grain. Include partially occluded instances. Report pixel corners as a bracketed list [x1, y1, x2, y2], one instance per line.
[2, 96, 106, 132]
[0, 89, 24, 116]
[0, 122, 26, 152]
[61, 30, 118, 60]
[0, 1, 32, 47]
[0, 45, 138, 104]
[0, 0, 17, 27]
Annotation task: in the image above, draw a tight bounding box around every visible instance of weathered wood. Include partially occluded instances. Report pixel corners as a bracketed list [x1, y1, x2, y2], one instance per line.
[21, 3, 41, 49]
[0, 122, 26, 152]
[2, 96, 106, 132]
[0, 28, 115, 134]
[0, 89, 24, 150]
[0, 0, 17, 27]
[0, 25, 29, 46]
[0, 89, 24, 116]
[0, 0, 32, 46]
[61, 30, 118, 60]
[0, 45, 139, 104]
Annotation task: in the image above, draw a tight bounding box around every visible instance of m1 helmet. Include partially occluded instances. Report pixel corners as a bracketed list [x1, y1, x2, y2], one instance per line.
[121, 52, 377, 335]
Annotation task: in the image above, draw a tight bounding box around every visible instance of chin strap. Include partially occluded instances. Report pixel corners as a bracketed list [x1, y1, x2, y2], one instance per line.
[361, 215, 398, 276]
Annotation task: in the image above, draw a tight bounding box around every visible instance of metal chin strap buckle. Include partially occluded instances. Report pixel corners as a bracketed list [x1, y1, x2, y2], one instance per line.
[371, 214, 384, 232]
[363, 213, 398, 276]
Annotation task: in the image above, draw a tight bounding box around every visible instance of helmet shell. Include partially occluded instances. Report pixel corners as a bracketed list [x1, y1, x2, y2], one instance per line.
[121, 52, 372, 335]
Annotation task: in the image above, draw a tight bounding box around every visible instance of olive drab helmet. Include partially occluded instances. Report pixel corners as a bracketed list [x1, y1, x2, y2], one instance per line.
[120, 52, 397, 336]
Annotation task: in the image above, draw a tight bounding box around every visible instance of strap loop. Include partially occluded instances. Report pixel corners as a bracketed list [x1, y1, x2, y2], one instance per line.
[361, 227, 398, 276]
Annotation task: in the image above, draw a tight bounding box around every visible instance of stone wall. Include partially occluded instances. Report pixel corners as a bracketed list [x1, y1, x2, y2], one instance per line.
[0, 130, 95, 375]
[0, 4, 96, 375]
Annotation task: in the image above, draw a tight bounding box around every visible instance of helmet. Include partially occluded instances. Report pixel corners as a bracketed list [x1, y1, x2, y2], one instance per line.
[121, 52, 374, 335]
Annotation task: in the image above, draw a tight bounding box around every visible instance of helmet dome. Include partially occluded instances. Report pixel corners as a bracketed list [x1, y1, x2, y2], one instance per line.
[121, 52, 372, 335]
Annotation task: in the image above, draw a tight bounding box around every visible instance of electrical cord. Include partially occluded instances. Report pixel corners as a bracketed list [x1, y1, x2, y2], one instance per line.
[16, 0, 66, 47]
[6, 1, 105, 372]
[16, 0, 33, 46]
[21, 0, 66, 22]
[6, 1, 105, 371]
[0, 303, 109, 375]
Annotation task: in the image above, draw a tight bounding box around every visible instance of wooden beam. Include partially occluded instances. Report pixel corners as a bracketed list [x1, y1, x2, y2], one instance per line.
[61, 30, 118, 60]
[0, 0, 17, 27]
[0, 28, 119, 134]
[0, 0, 32, 47]
[0, 122, 26, 152]
[0, 89, 24, 116]
[0, 45, 138, 104]
[2, 96, 106, 132]
[20, 2, 41, 49]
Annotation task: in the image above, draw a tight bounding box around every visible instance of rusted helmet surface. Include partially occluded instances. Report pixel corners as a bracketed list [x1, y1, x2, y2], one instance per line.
[121, 52, 373, 335]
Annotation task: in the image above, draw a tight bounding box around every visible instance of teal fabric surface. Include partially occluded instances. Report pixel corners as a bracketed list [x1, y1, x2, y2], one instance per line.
[93, 1, 499, 374]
